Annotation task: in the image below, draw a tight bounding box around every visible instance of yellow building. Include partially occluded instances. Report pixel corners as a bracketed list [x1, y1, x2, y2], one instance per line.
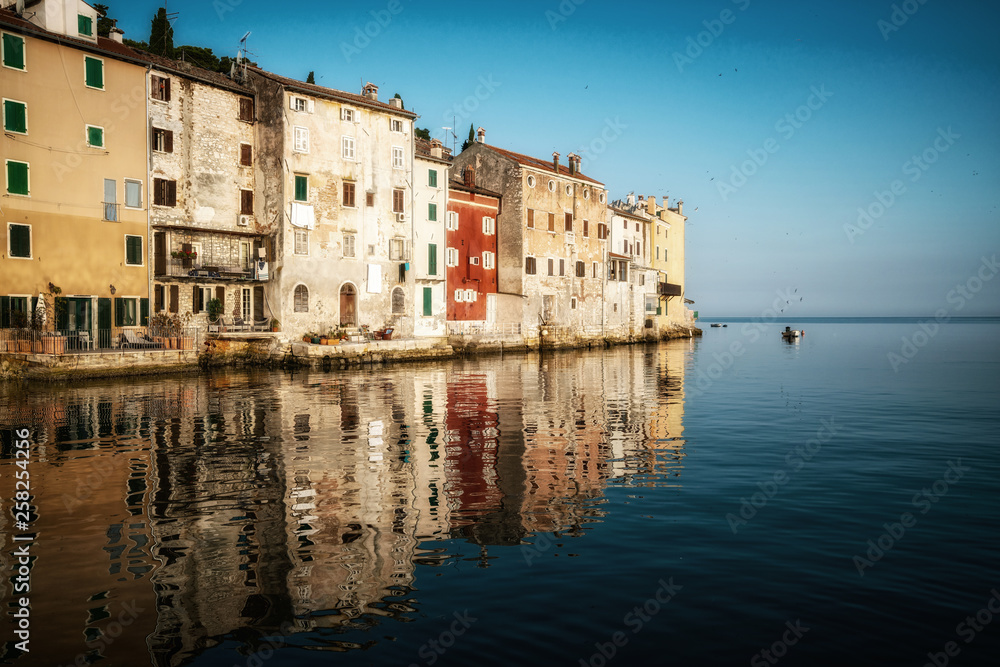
[647, 196, 690, 327]
[1, 1, 148, 341]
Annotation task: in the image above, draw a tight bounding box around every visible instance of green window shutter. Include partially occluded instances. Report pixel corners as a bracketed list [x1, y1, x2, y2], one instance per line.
[114, 298, 124, 327]
[56, 298, 69, 330]
[4, 100, 26, 133]
[294, 175, 307, 202]
[2, 34, 25, 70]
[7, 161, 28, 195]
[428, 243, 437, 276]
[9, 224, 30, 257]
[78, 15, 93, 36]
[428, 203, 437, 221]
[140, 298, 149, 327]
[428, 169, 437, 187]
[0, 296, 9, 328]
[87, 126, 103, 147]
[423, 287, 432, 317]
[85, 57, 103, 89]
[126, 236, 142, 265]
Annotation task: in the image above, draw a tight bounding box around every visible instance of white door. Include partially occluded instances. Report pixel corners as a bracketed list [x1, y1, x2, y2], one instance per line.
[486, 294, 496, 325]
[241, 288, 251, 320]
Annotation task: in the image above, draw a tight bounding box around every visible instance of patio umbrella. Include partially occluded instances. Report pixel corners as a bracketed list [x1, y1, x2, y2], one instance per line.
[34, 295, 46, 326]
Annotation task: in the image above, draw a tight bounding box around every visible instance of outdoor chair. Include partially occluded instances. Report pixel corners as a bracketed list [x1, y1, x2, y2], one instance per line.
[120, 330, 162, 349]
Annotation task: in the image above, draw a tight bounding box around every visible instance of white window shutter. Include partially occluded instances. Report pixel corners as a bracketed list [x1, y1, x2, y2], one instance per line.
[307, 99, 315, 113]
[289, 96, 295, 110]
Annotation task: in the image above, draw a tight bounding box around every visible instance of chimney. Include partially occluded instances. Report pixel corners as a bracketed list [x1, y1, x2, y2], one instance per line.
[464, 166, 476, 188]
[362, 82, 379, 101]
[663, 196, 669, 210]
[552, 152, 560, 173]
[430, 139, 443, 159]
[647, 196, 656, 216]
[568, 153, 578, 176]
[677, 200, 684, 215]
[110, 25, 124, 44]
[476, 127, 486, 144]
[626, 192, 635, 206]
[388, 97, 403, 109]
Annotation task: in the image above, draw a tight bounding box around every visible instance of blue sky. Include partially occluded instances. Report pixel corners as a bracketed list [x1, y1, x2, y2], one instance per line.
[108, 0, 1000, 316]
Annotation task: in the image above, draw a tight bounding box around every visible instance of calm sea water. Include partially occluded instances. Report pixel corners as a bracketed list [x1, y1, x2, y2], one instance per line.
[1, 319, 998, 666]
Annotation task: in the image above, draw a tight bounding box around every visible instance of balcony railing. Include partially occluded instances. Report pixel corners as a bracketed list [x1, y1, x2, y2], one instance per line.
[103, 202, 120, 222]
[0, 327, 201, 354]
[157, 257, 255, 280]
[659, 282, 683, 297]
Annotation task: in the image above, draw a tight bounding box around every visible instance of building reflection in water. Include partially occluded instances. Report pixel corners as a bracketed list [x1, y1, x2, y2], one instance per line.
[0, 343, 687, 665]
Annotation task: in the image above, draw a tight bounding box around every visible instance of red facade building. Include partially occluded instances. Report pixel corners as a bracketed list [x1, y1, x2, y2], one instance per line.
[446, 168, 501, 321]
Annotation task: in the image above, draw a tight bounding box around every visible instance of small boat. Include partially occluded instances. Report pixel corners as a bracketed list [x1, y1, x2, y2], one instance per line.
[781, 327, 804, 338]
[710, 323, 722, 328]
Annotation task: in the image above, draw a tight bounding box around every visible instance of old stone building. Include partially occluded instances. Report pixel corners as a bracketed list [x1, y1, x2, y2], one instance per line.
[606, 199, 659, 340]
[249, 70, 418, 338]
[412, 138, 451, 337]
[451, 129, 608, 343]
[144, 56, 271, 332]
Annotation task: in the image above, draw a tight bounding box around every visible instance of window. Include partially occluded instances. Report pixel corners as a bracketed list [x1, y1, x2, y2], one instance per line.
[482, 217, 495, 235]
[527, 209, 534, 229]
[152, 178, 176, 206]
[152, 127, 173, 153]
[656, 247, 660, 260]
[469, 256, 480, 266]
[3, 99, 26, 133]
[391, 118, 404, 132]
[565, 184, 572, 196]
[465, 289, 477, 302]
[423, 287, 432, 316]
[454, 289, 465, 303]
[447, 211, 458, 230]
[392, 287, 405, 314]
[151, 75, 170, 101]
[392, 189, 404, 213]
[240, 143, 252, 166]
[636, 222, 640, 232]
[525, 256, 537, 275]
[597, 223, 609, 240]
[78, 15, 93, 36]
[125, 235, 143, 265]
[240, 189, 253, 215]
[564, 212, 573, 232]
[115, 298, 139, 327]
[559, 259, 565, 276]
[8, 223, 30, 258]
[584, 189, 590, 200]
[428, 243, 437, 275]
[84, 56, 103, 89]
[446, 247, 459, 267]
[548, 180, 556, 192]
[390, 238, 407, 260]
[342, 136, 356, 160]
[366, 192, 375, 207]
[483, 251, 495, 270]
[344, 234, 356, 258]
[428, 203, 437, 221]
[609, 261, 616, 281]
[593, 262, 598, 278]
[619, 261, 628, 282]
[239, 241, 251, 270]
[341, 107, 356, 122]
[294, 175, 308, 202]
[343, 181, 356, 207]
[239, 97, 254, 122]
[294, 229, 309, 255]
[636, 242, 641, 257]
[392, 146, 404, 169]
[548, 258, 554, 276]
[86, 124, 104, 148]
[292, 96, 307, 112]
[640, 273, 646, 286]
[623, 218, 628, 229]
[583, 219, 589, 237]
[125, 180, 142, 208]
[428, 169, 438, 187]
[103, 178, 117, 220]
[571, 297, 578, 310]
[576, 261, 585, 277]
[2, 33, 26, 70]
[548, 213, 555, 232]
[192, 286, 213, 314]
[294, 285, 309, 312]
[599, 192, 606, 204]
[527, 175, 536, 188]
[6, 160, 29, 196]
[294, 126, 309, 152]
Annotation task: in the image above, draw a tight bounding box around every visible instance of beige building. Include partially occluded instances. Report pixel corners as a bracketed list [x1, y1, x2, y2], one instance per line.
[1, 1, 149, 342]
[606, 200, 659, 340]
[451, 129, 609, 344]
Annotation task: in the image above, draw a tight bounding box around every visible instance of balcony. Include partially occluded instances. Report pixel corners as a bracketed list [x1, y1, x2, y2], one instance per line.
[158, 257, 256, 280]
[659, 282, 682, 297]
[103, 202, 120, 222]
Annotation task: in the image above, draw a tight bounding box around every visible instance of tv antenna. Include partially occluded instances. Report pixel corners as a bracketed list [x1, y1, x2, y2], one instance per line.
[235, 31, 252, 81]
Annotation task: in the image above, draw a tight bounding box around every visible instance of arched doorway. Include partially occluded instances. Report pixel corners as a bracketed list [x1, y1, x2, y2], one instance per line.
[340, 283, 357, 326]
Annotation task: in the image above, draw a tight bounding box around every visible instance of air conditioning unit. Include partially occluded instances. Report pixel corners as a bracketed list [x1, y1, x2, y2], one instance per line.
[238, 215, 251, 226]
[396, 213, 405, 222]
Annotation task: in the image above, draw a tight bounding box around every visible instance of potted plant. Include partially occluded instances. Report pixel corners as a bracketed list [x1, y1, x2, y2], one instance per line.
[302, 333, 311, 343]
[176, 312, 194, 350]
[311, 332, 321, 345]
[206, 297, 224, 326]
[150, 312, 170, 347]
[271, 318, 280, 332]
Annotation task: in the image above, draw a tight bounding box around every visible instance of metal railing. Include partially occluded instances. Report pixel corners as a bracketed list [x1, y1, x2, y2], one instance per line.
[447, 322, 522, 337]
[158, 258, 255, 279]
[0, 327, 201, 354]
[103, 202, 120, 222]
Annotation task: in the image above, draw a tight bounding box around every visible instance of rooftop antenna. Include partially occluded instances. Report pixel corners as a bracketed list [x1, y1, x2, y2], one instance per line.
[236, 31, 251, 81]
